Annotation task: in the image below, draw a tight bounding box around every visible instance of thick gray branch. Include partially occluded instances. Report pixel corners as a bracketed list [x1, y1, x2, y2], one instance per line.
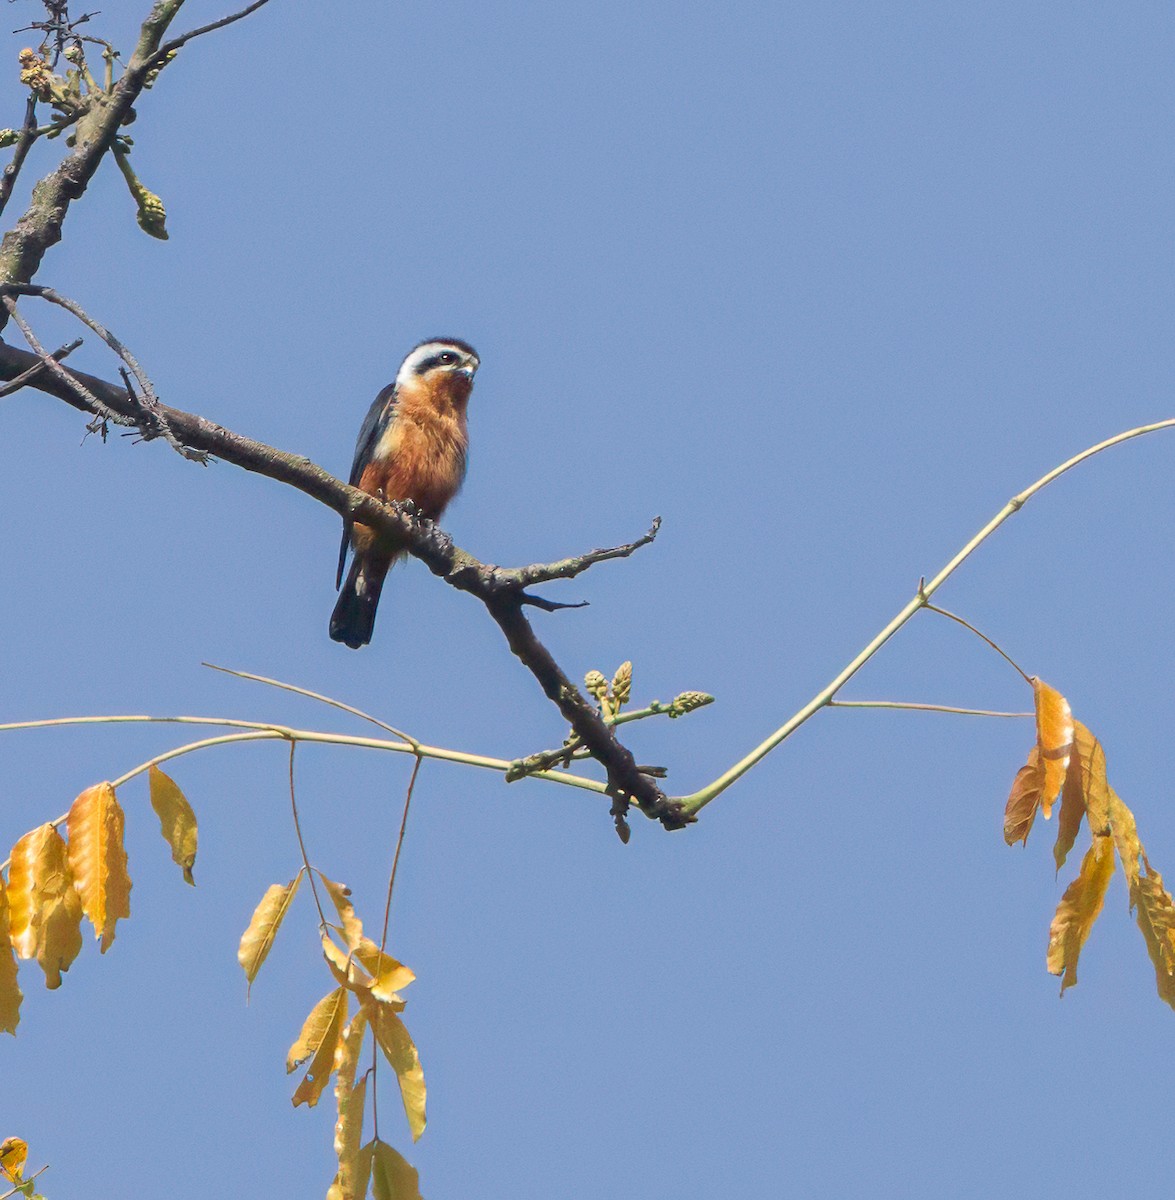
[0, 340, 684, 832]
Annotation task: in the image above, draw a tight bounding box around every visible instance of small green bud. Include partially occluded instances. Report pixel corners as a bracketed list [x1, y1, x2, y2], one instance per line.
[668, 691, 714, 717]
[63, 45, 82, 63]
[134, 185, 168, 240]
[611, 661, 632, 707]
[0, 129, 18, 148]
[584, 670, 608, 701]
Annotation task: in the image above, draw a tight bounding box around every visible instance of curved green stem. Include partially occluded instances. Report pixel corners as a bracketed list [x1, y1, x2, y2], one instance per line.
[828, 700, 1032, 718]
[0, 714, 611, 792]
[676, 417, 1175, 816]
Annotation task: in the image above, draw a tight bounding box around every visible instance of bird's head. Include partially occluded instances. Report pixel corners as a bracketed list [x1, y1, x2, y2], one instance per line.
[395, 338, 480, 401]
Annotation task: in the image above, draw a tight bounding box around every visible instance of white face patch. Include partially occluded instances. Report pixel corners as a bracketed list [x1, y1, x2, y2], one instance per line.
[394, 341, 479, 390]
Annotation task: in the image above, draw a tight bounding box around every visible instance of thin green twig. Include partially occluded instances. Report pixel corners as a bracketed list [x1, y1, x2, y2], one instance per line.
[0, 714, 608, 794]
[922, 603, 1033, 685]
[828, 700, 1032, 718]
[287, 741, 327, 928]
[202, 662, 420, 748]
[677, 417, 1175, 815]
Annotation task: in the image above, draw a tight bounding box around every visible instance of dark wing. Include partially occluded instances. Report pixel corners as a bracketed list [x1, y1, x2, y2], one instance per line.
[336, 384, 398, 588]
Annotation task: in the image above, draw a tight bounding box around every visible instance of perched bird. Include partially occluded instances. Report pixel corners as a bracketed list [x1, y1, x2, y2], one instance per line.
[330, 338, 480, 648]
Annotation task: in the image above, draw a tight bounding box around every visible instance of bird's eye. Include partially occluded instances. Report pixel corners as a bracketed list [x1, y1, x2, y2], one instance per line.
[438, 351, 457, 365]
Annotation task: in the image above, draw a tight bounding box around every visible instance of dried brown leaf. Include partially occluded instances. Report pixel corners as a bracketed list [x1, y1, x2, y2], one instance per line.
[370, 1139, 423, 1200]
[67, 782, 132, 952]
[1046, 834, 1115, 992]
[238, 874, 302, 997]
[367, 998, 426, 1141]
[1004, 747, 1044, 846]
[290, 986, 348, 1108]
[1032, 678, 1073, 818]
[0, 874, 21, 1034]
[149, 765, 197, 885]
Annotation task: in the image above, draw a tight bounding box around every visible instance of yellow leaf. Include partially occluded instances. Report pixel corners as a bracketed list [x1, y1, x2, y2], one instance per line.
[367, 998, 426, 1141]
[355, 938, 416, 1004]
[328, 1142, 375, 1200]
[1004, 747, 1043, 846]
[1046, 834, 1115, 992]
[1031, 678, 1073, 818]
[0, 874, 22, 1034]
[149, 765, 197, 885]
[318, 872, 364, 950]
[1133, 856, 1175, 1009]
[67, 782, 132, 953]
[1106, 789, 1142, 889]
[0, 1136, 27, 1183]
[290, 986, 348, 1108]
[370, 1138, 423, 1200]
[237, 874, 303, 998]
[331, 1010, 369, 1200]
[7, 824, 83, 988]
[322, 933, 373, 993]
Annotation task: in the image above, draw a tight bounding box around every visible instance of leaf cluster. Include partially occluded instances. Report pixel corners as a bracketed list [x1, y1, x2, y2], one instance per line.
[0, 767, 195, 1033]
[239, 868, 425, 1199]
[1004, 679, 1175, 1004]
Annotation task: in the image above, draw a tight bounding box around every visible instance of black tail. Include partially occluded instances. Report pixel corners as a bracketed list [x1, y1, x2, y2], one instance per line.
[329, 556, 388, 649]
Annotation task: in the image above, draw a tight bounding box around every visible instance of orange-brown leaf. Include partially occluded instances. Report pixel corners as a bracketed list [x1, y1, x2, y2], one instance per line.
[1054, 721, 1109, 870]
[7, 824, 83, 988]
[367, 998, 426, 1141]
[67, 782, 132, 952]
[1004, 747, 1044, 846]
[290, 986, 348, 1108]
[1032, 678, 1073, 818]
[32, 827, 83, 989]
[6, 826, 43, 959]
[149, 765, 197, 885]
[1046, 834, 1115, 992]
[0, 875, 21, 1035]
[238, 874, 302, 997]
[1133, 857, 1175, 1009]
[370, 1139, 423, 1200]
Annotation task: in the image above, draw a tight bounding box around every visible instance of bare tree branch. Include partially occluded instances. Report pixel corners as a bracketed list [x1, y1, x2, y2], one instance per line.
[0, 337, 684, 832]
[0, 0, 191, 299]
[0, 334, 80, 397]
[0, 96, 41, 221]
[153, 0, 274, 62]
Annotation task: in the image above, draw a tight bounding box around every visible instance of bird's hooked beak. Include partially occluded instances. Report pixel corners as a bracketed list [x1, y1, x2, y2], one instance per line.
[458, 357, 479, 381]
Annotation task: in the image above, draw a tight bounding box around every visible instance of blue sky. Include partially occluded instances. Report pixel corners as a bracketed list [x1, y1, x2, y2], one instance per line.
[2, 2, 1174, 1196]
